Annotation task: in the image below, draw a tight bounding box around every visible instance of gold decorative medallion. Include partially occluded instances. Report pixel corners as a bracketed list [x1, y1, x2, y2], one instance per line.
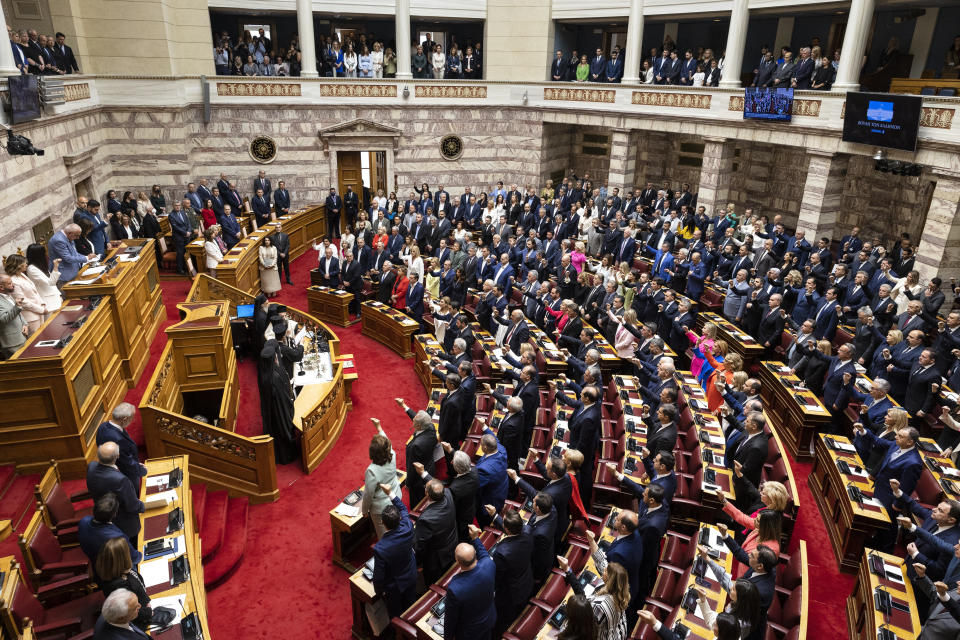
[440, 135, 464, 161]
[249, 135, 277, 164]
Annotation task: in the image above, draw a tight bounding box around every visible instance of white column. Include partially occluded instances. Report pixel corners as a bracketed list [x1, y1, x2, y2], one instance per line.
[296, 0, 318, 78]
[719, 0, 749, 88]
[0, 2, 19, 77]
[908, 8, 938, 78]
[833, 0, 876, 92]
[622, 0, 645, 84]
[395, 0, 412, 80]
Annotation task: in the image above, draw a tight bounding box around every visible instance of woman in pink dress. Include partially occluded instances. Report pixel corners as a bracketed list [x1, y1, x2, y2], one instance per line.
[570, 241, 587, 273]
[685, 322, 718, 378]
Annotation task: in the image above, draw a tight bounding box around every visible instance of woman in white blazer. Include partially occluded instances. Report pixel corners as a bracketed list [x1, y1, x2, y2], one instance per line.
[25, 243, 62, 313]
[203, 226, 224, 270]
[5, 254, 47, 333]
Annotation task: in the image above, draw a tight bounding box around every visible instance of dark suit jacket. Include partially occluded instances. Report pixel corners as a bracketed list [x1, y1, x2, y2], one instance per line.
[86, 462, 144, 539]
[895, 492, 960, 580]
[756, 306, 785, 347]
[78, 516, 142, 568]
[404, 422, 437, 506]
[444, 539, 497, 640]
[491, 531, 534, 617]
[273, 188, 290, 214]
[525, 509, 557, 582]
[646, 421, 677, 457]
[518, 463, 571, 547]
[372, 496, 418, 599]
[853, 430, 922, 508]
[413, 488, 459, 581]
[730, 432, 768, 490]
[904, 365, 940, 416]
[95, 422, 145, 488]
[93, 618, 150, 639]
[607, 530, 644, 607]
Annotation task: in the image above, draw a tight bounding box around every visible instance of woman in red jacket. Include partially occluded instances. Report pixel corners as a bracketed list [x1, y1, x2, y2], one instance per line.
[391, 265, 409, 310]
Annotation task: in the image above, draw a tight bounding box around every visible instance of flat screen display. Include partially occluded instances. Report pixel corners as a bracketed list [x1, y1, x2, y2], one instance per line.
[8, 75, 41, 124]
[842, 92, 922, 151]
[236, 304, 255, 318]
[743, 87, 794, 122]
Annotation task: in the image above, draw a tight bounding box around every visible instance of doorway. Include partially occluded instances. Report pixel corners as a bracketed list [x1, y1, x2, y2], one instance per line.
[337, 151, 363, 234]
[75, 177, 94, 199]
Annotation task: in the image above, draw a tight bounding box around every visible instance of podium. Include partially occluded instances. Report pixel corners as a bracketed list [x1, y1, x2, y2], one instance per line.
[306, 285, 353, 327]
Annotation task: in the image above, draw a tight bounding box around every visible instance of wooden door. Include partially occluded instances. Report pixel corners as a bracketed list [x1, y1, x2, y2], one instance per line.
[337, 151, 363, 234]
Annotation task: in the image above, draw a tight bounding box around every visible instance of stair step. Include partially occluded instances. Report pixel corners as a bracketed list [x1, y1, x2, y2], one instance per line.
[203, 497, 248, 590]
[0, 475, 39, 532]
[191, 483, 208, 532]
[0, 465, 15, 500]
[199, 491, 228, 562]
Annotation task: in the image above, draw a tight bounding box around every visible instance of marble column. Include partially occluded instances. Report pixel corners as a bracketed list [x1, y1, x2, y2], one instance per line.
[622, 0, 645, 85]
[0, 3, 17, 76]
[915, 171, 960, 283]
[719, 0, 749, 88]
[796, 151, 849, 241]
[395, 0, 412, 80]
[697, 138, 735, 216]
[607, 129, 640, 191]
[833, 0, 875, 92]
[296, 0, 318, 78]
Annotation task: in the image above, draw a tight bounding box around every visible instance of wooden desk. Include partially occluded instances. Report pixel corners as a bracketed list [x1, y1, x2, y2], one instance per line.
[470, 323, 506, 379]
[62, 239, 163, 385]
[915, 438, 960, 502]
[348, 568, 390, 640]
[528, 326, 566, 378]
[581, 320, 619, 370]
[698, 312, 765, 368]
[136, 455, 210, 640]
[414, 334, 445, 392]
[846, 549, 921, 640]
[758, 360, 832, 461]
[665, 524, 735, 640]
[307, 286, 354, 327]
[208, 205, 326, 294]
[0, 296, 126, 475]
[809, 434, 891, 573]
[361, 301, 419, 359]
[185, 215, 254, 274]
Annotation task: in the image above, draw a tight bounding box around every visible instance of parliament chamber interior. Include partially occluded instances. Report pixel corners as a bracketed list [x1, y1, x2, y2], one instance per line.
[2, 0, 960, 638]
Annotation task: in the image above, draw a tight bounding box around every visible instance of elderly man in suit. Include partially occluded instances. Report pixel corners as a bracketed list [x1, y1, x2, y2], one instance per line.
[86, 442, 145, 541]
[48, 223, 94, 284]
[372, 485, 418, 620]
[417, 450, 478, 542]
[488, 509, 534, 636]
[854, 422, 923, 551]
[413, 478, 459, 584]
[444, 524, 497, 640]
[850, 378, 895, 431]
[254, 170, 271, 201]
[894, 479, 960, 587]
[0, 274, 28, 358]
[910, 564, 960, 639]
[473, 428, 509, 528]
[340, 250, 362, 316]
[397, 405, 436, 507]
[795, 341, 857, 417]
[94, 589, 149, 640]
[553, 383, 601, 506]
[95, 403, 146, 489]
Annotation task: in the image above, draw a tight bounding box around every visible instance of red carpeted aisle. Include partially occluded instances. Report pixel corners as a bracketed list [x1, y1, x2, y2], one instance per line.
[128, 254, 845, 639]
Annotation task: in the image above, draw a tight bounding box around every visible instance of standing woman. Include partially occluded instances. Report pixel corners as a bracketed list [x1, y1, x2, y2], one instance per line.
[95, 538, 156, 630]
[425, 257, 441, 299]
[149, 184, 167, 215]
[358, 45, 373, 78]
[371, 42, 384, 78]
[431, 44, 446, 79]
[5, 254, 47, 333]
[576, 54, 590, 82]
[608, 307, 641, 359]
[686, 322, 718, 379]
[200, 198, 218, 229]
[446, 45, 462, 78]
[25, 244, 62, 315]
[404, 245, 424, 282]
[204, 226, 224, 271]
[558, 544, 630, 639]
[259, 236, 281, 297]
[361, 418, 402, 538]
[391, 265, 410, 310]
[412, 44, 427, 78]
[343, 43, 358, 78]
[384, 47, 397, 77]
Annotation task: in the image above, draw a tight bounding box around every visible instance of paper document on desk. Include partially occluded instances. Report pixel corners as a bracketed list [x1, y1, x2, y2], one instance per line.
[145, 475, 169, 489]
[433, 318, 447, 344]
[84, 266, 107, 275]
[862, 495, 886, 509]
[117, 254, 139, 262]
[334, 502, 360, 518]
[71, 277, 100, 285]
[832, 441, 857, 453]
[145, 489, 179, 509]
[149, 595, 186, 624]
[139, 557, 171, 587]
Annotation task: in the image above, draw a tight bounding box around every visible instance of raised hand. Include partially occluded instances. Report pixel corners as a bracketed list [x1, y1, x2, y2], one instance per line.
[413, 461, 425, 475]
[557, 555, 570, 572]
[507, 468, 518, 481]
[717, 523, 728, 538]
[467, 524, 481, 540]
[485, 504, 496, 517]
[394, 397, 404, 407]
[378, 483, 393, 496]
[441, 441, 453, 453]
[889, 478, 900, 492]
[638, 610, 657, 625]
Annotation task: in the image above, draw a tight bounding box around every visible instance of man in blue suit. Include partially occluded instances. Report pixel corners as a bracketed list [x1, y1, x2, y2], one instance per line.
[608, 450, 677, 505]
[679, 50, 698, 84]
[554, 384, 601, 506]
[605, 49, 623, 83]
[444, 526, 497, 640]
[405, 272, 425, 329]
[651, 243, 674, 283]
[589, 48, 606, 82]
[77, 199, 109, 256]
[636, 484, 670, 607]
[795, 341, 857, 416]
[184, 183, 203, 212]
[48, 224, 94, 285]
[811, 286, 840, 341]
[216, 204, 242, 249]
[95, 403, 146, 489]
[168, 200, 196, 275]
[854, 422, 923, 551]
[898, 516, 960, 588]
[475, 429, 509, 528]
[372, 487, 418, 620]
[272, 180, 291, 216]
[685, 251, 707, 301]
[893, 479, 960, 583]
[78, 493, 142, 573]
[790, 47, 816, 89]
[512, 452, 572, 548]
[593, 509, 644, 629]
[786, 230, 812, 269]
[86, 442, 144, 541]
[317, 245, 339, 287]
[850, 378, 894, 431]
[251, 188, 272, 227]
[616, 229, 636, 265]
[491, 253, 514, 290]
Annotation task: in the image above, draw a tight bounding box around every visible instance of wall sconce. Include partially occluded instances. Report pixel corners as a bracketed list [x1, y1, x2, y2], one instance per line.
[522, 91, 529, 105]
[402, 86, 410, 99]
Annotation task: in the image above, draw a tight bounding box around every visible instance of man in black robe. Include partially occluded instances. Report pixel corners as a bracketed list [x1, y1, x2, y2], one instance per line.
[259, 324, 299, 465]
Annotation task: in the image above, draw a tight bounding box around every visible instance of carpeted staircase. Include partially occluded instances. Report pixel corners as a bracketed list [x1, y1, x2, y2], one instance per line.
[191, 483, 249, 590]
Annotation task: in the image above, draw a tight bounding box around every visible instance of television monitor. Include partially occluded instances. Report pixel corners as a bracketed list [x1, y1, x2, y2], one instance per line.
[842, 92, 922, 152]
[743, 87, 794, 122]
[8, 75, 41, 124]
[236, 304, 255, 319]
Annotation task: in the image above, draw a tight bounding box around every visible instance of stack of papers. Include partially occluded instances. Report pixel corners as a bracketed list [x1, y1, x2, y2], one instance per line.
[144, 489, 179, 510]
[335, 502, 360, 518]
[139, 557, 172, 587]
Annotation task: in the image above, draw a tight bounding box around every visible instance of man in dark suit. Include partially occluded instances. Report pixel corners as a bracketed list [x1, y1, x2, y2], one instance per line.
[251, 188, 272, 228]
[340, 251, 362, 316]
[86, 443, 144, 541]
[635, 484, 670, 606]
[850, 378, 895, 432]
[790, 47, 816, 89]
[753, 51, 776, 87]
[498, 309, 530, 355]
[554, 384, 601, 506]
[418, 451, 478, 542]
[316, 245, 340, 287]
[372, 487, 418, 619]
[272, 180, 291, 217]
[343, 185, 360, 227]
[796, 341, 857, 415]
[728, 412, 769, 509]
[95, 403, 146, 490]
[78, 493, 141, 571]
[893, 479, 960, 584]
[513, 453, 572, 548]
[904, 349, 940, 419]
[324, 187, 342, 239]
[376, 262, 397, 305]
[489, 509, 534, 636]
[53, 33, 79, 73]
[812, 287, 840, 341]
[605, 49, 624, 82]
[444, 526, 497, 640]
[597, 509, 645, 629]
[167, 201, 195, 275]
[589, 47, 606, 82]
[702, 529, 778, 628]
[610, 451, 677, 505]
[399, 406, 437, 507]
[414, 479, 459, 584]
[644, 403, 678, 457]
[551, 50, 568, 81]
[475, 429, 509, 527]
[269, 224, 292, 285]
[756, 294, 786, 353]
[490, 365, 539, 448]
[253, 170, 271, 201]
[94, 589, 151, 640]
[910, 564, 960, 639]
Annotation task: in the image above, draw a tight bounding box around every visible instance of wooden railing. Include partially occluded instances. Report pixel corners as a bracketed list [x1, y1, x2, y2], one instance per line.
[890, 78, 960, 96]
[140, 348, 279, 503]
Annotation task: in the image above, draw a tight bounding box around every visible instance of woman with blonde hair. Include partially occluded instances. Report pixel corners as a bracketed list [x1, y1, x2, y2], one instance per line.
[607, 307, 641, 359]
[869, 328, 902, 378]
[706, 351, 743, 412]
[570, 241, 587, 273]
[5, 254, 47, 333]
[559, 539, 630, 639]
[855, 408, 909, 475]
[424, 257, 441, 298]
[404, 244, 424, 282]
[685, 323, 719, 380]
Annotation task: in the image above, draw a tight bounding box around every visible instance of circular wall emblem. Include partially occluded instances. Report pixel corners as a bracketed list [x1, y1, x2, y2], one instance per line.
[439, 135, 464, 161]
[249, 135, 278, 164]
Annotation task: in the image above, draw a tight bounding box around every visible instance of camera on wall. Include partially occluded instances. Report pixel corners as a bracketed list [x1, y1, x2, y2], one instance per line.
[6, 130, 44, 156]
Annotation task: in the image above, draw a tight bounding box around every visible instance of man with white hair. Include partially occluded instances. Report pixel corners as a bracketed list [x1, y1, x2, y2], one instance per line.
[47, 222, 95, 285]
[95, 403, 147, 488]
[94, 588, 145, 639]
[86, 442, 144, 541]
[396, 400, 437, 507]
[415, 449, 478, 542]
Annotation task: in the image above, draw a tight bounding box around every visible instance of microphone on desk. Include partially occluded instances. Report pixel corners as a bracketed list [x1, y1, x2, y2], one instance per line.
[55, 329, 73, 349]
